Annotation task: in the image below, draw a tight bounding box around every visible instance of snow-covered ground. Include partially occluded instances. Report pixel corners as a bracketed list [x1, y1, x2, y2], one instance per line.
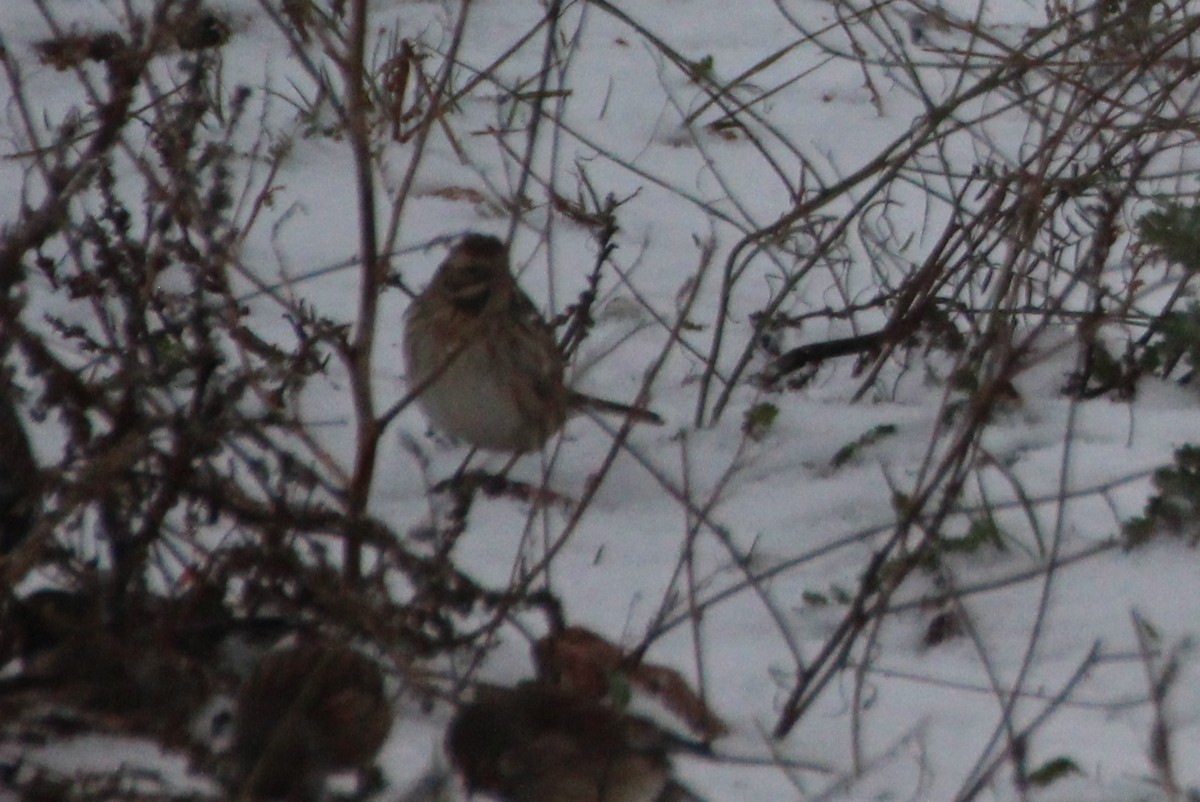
[2, 0, 1199, 800]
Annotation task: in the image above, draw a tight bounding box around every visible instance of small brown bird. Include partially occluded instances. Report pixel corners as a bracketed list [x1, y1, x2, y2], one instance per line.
[404, 233, 661, 453]
[446, 683, 688, 802]
[232, 641, 393, 801]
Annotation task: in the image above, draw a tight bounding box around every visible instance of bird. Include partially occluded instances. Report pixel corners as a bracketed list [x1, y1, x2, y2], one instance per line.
[403, 233, 662, 453]
[446, 682, 691, 802]
[231, 640, 393, 801]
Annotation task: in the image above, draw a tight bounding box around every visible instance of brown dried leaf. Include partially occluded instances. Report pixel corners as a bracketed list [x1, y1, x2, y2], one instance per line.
[533, 626, 729, 741]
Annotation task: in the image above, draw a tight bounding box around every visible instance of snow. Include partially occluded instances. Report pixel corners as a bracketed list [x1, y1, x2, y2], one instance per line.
[2, 0, 1199, 800]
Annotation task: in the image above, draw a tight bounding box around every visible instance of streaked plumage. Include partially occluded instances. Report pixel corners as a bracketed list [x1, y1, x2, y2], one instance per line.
[404, 234, 662, 454]
[447, 683, 687, 802]
[233, 641, 392, 801]
[404, 234, 568, 452]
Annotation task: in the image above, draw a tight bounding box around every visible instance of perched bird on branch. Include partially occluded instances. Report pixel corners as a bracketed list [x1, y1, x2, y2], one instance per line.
[404, 233, 661, 453]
